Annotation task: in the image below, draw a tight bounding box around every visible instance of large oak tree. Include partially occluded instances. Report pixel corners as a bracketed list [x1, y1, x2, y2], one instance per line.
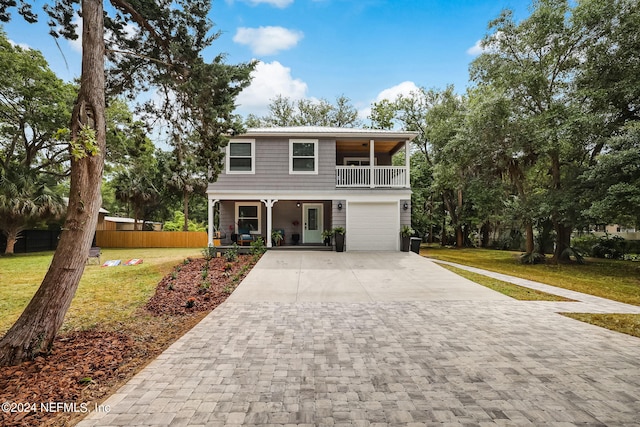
[0, 0, 253, 366]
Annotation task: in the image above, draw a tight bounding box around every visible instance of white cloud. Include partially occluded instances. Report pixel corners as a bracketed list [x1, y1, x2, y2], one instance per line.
[236, 60, 308, 116]
[68, 16, 138, 53]
[233, 26, 303, 56]
[67, 16, 83, 53]
[358, 81, 421, 120]
[8, 39, 31, 50]
[375, 81, 420, 102]
[467, 39, 484, 56]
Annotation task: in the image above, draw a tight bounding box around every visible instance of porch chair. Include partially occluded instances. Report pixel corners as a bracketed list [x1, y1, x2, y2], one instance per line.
[87, 246, 101, 265]
[237, 227, 255, 246]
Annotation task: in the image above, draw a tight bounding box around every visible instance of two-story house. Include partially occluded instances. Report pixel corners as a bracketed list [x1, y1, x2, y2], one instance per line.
[206, 126, 417, 251]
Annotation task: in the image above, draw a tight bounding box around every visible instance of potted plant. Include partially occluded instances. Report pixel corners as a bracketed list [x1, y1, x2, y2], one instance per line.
[291, 220, 300, 245]
[332, 227, 346, 252]
[271, 229, 284, 246]
[321, 229, 333, 246]
[400, 225, 414, 252]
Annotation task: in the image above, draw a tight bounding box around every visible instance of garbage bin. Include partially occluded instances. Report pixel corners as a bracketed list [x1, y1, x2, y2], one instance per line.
[410, 237, 421, 254]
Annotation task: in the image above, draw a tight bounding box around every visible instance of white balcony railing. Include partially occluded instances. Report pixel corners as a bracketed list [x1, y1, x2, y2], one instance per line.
[336, 166, 408, 188]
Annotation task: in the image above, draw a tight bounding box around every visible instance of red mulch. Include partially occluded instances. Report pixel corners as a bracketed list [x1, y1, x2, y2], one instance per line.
[0, 254, 257, 427]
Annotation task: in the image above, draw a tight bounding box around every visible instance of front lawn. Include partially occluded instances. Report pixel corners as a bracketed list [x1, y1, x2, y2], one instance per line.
[0, 248, 202, 334]
[421, 246, 640, 306]
[0, 247, 261, 427]
[422, 245, 640, 339]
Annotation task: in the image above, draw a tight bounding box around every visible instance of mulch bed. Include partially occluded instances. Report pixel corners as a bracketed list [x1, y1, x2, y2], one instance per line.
[0, 254, 257, 427]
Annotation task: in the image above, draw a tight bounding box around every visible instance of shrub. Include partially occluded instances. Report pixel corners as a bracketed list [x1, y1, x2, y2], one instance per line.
[519, 252, 546, 265]
[574, 235, 631, 260]
[202, 245, 217, 260]
[250, 237, 266, 255]
[224, 246, 238, 262]
[199, 281, 210, 293]
[400, 225, 414, 237]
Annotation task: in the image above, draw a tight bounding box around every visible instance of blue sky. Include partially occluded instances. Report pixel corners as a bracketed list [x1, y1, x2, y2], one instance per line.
[3, 0, 531, 121]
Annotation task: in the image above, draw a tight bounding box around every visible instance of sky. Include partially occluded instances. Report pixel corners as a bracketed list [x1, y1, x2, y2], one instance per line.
[2, 0, 532, 123]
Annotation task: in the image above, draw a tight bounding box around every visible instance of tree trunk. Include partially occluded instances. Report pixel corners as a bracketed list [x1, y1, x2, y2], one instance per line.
[480, 222, 490, 248]
[553, 222, 572, 263]
[456, 226, 464, 248]
[0, 0, 105, 367]
[183, 191, 190, 231]
[525, 221, 534, 254]
[456, 188, 464, 248]
[2, 228, 21, 255]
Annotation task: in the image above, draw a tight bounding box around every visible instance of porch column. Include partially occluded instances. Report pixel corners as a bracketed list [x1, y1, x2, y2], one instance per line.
[260, 199, 278, 248]
[208, 198, 219, 246]
[404, 139, 411, 188]
[370, 139, 375, 188]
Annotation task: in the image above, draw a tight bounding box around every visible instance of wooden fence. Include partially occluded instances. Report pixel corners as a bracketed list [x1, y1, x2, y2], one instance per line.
[95, 231, 208, 248]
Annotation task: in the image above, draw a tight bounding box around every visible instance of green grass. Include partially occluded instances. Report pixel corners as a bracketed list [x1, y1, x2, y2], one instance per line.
[0, 248, 201, 334]
[422, 245, 640, 339]
[562, 313, 640, 339]
[422, 246, 640, 306]
[439, 264, 573, 301]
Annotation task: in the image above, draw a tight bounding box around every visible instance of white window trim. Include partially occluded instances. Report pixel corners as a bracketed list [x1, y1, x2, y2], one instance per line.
[289, 139, 319, 175]
[226, 139, 255, 174]
[235, 202, 261, 234]
[343, 157, 378, 166]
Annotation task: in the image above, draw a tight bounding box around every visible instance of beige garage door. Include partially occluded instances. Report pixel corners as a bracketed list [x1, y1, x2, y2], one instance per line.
[347, 202, 399, 251]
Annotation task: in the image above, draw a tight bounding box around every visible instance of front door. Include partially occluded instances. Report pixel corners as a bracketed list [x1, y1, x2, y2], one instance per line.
[303, 203, 323, 244]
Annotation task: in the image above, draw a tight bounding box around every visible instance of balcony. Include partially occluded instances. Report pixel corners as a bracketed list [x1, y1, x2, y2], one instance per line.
[336, 166, 408, 188]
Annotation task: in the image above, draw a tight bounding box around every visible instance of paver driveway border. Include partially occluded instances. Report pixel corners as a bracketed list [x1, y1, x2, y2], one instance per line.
[77, 251, 640, 427]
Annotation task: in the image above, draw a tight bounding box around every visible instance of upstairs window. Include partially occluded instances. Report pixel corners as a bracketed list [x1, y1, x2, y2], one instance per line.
[289, 139, 318, 174]
[227, 140, 255, 174]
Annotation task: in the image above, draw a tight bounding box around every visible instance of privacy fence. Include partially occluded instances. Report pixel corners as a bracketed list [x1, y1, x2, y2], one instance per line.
[0, 229, 61, 253]
[95, 231, 208, 248]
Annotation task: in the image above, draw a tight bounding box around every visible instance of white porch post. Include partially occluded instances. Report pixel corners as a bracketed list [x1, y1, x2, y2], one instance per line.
[404, 139, 411, 188]
[260, 199, 278, 248]
[208, 198, 219, 246]
[369, 139, 375, 188]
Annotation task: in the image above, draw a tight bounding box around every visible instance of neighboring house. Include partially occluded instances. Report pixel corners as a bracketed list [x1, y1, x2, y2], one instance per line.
[97, 216, 162, 231]
[206, 126, 418, 251]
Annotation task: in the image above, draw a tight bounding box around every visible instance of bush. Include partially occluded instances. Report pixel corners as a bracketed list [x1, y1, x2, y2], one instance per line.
[163, 211, 206, 231]
[201, 245, 217, 260]
[250, 237, 266, 255]
[224, 245, 239, 262]
[519, 252, 546, 265]
[572, 234, 637, 260]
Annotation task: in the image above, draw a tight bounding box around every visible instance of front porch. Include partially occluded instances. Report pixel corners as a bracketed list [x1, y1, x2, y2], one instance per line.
[208, 199, 343, 249]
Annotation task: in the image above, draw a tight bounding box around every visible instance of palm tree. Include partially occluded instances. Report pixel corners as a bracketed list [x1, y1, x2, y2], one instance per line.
[0, 168, 65, 254]
[113, 167, 159, 230]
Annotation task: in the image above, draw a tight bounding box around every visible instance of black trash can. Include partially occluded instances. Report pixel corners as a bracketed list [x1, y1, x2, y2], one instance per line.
[410, 237, 421, 254]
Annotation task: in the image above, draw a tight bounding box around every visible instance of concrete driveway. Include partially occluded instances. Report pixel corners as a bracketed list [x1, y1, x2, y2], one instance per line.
[77, 251, 640, 427]
[228, 251, 509, 303]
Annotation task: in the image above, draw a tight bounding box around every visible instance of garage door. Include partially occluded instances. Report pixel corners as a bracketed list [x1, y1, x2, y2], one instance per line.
[347, 202, 399, 251]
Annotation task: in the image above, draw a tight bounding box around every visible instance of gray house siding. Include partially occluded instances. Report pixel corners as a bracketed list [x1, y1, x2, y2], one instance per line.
[400, 199, 411, 227]
[332, 200, 346, 229]
[209, 137, 336, 192]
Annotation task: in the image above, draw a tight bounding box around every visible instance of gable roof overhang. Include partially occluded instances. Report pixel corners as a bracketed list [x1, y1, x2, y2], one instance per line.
[237, 126, 418, 156]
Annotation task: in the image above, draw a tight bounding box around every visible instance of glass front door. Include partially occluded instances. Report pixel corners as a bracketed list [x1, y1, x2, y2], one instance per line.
[302, 203, 323, 243]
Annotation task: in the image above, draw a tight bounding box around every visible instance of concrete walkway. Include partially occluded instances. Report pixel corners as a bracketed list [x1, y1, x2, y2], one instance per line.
[77, 252, 640, 426]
